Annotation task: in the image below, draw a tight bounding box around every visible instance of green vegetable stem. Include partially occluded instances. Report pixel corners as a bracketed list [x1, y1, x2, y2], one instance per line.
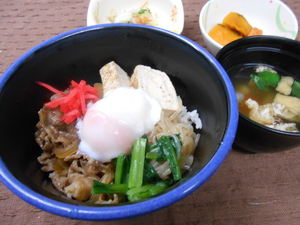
[128, 137, 148, 188]
[91, 134, 183, 202]
[157, 136, 182, 181]
[114, 153, 127, 185]
[91, 181, 128, 194]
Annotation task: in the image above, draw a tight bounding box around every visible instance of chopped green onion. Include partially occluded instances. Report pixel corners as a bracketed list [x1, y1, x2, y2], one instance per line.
[128, 137, 147, 188]
[91, 180, 128, 194]
[158, 136, 182, 181]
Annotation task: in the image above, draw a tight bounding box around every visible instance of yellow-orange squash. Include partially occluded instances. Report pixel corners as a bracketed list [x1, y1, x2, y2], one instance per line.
[222, 12, 252, 37]
[208, 24, 243, 46]
[248, 27, 263, 36]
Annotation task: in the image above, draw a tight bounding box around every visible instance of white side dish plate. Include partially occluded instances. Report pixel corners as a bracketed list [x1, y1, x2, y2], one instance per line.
[87, 0, 184, 34]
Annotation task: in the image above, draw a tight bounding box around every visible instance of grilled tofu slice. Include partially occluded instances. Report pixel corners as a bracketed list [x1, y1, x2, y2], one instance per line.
[99, 61, 131, 93]
[131, 65, 179, 116]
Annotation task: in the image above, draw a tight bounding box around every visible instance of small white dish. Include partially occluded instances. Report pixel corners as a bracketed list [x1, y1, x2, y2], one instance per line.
[199, 0, 298, 55]
[87, 0, 184, 34]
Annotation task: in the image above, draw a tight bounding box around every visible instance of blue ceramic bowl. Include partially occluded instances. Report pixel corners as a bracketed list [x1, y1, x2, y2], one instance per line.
[0, 24, 238, 220]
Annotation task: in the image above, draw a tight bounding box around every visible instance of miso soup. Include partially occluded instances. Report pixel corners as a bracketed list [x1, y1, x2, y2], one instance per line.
[232, 77, 277, 116]
[230, 64, 300, 133]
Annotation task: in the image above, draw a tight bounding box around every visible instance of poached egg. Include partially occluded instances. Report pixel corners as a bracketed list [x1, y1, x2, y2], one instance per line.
[77, 87, 162, 162]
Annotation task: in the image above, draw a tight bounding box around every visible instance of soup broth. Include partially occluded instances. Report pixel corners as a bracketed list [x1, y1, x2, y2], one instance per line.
[229, 64, 286, 116]
[232, 77, 277, 116]
[228, 64, 300, 133]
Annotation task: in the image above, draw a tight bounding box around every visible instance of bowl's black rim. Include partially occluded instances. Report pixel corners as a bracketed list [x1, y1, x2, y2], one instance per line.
[240, 113, 300, 136]
[0, 23, 239, 221]
[216, 35, 300, 137]
[216, 35, 300, 61]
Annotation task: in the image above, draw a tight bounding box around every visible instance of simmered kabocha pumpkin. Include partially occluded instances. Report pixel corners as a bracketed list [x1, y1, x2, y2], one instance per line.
[208, 12, 262, 46]
[222, 12, 252, 36]
[208, 24, 243, 46]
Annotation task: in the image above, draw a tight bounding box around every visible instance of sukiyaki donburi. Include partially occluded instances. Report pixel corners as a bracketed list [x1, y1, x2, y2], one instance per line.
[35, 61, 202, 204]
